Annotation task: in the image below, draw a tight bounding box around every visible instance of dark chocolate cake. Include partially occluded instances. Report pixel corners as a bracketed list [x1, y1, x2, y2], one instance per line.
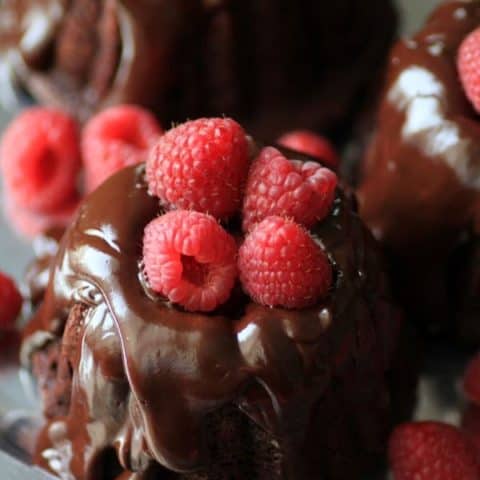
[0, 0, 397, 139]
[356, 0, 480, 342]
[21, 150, 416, 479]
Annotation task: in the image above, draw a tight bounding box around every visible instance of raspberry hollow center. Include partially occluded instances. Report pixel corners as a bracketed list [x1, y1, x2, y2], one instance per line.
[33, 148, 58, 188]
[181, 255, 209, 287]
[142, 210, 238, 312]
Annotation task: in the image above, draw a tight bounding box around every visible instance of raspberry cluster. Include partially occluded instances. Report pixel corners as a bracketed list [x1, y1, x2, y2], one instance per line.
[0, 105, 163, 236]
[143, 117, 338, 312]
[1, 107, 338, 313]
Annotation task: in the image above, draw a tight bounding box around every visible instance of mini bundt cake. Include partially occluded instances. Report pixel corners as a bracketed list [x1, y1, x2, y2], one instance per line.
[357, 0, 480, 342]
[0, 0, 397, 139]
[21, 118, 416, 480]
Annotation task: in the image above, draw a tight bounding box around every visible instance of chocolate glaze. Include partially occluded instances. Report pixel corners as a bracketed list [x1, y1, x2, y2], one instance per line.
[22, 157, 407, 479]
[357, 0, 480, 338]
[0, 0, 397, 139]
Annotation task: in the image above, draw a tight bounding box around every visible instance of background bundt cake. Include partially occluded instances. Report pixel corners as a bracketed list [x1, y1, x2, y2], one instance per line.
[20, 116, 416, 479]
[0, 0, 397, 140]
[356, 0, 480, 342]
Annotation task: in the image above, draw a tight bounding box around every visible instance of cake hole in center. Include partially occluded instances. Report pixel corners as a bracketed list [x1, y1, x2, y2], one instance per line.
[181, 255, 209, 286]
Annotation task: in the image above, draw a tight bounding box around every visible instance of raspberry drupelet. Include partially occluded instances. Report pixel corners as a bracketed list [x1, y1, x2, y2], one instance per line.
[21, 116, 416, 480]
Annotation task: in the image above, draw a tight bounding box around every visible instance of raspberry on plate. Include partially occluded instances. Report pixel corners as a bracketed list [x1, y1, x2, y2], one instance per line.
[0, 271, 22, 330]
[389, 421, 480, 480]
[238, 216, 332, 308]
[458, 27, 480, 114]
[83, 105, 162, 192]
[242, 146, 337, 232]
[0, 107, 81, 213]
[143, 210, 237, 312]
[277, 130, 339, 169]
[146, 118, 249, 220]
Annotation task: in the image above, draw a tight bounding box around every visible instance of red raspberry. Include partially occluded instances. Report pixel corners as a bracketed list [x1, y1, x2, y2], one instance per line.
[83, 105, 162, 192]
[3, 196, 79, 238]
[242, 147, 337, 232]
[458, 27, 480, 114]
[277, 130, 339, 169]
[238, 216, 332, 308]
[146, 118, 249, 220]
[389, 421, 480, 480]
[0, 272, 22, 330]
[463, 352, 480, 406]
[0, 107, 81, 213]
[143, 210, 237, 312]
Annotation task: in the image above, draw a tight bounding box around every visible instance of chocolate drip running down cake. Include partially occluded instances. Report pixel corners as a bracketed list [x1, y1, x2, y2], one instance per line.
[356, 0, 480, 342]
[20, 146, 416, 480]
[0, 0, 397, 139]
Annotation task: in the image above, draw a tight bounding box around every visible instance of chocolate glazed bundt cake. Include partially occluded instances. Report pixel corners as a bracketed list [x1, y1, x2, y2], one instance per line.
[356, 0, 480, 342]
[20, 139, 416, 479]
[0, 0, 396, 139]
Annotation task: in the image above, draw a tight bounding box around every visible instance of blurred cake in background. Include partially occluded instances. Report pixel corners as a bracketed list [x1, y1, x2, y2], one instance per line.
[0, 0, 397, 140]
[356, 0, 480, 342]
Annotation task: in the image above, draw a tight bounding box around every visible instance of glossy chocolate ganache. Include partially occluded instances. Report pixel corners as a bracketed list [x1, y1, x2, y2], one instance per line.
[21, 156, 415, 479]
[0, 0, 397, 139]
[357, 0, 480, 341]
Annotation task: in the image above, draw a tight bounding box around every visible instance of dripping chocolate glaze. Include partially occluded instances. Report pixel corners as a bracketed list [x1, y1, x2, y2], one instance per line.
[356, 0, 480, 336]
[358, 0, 480, 250]
[22, 159, 399, 478]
